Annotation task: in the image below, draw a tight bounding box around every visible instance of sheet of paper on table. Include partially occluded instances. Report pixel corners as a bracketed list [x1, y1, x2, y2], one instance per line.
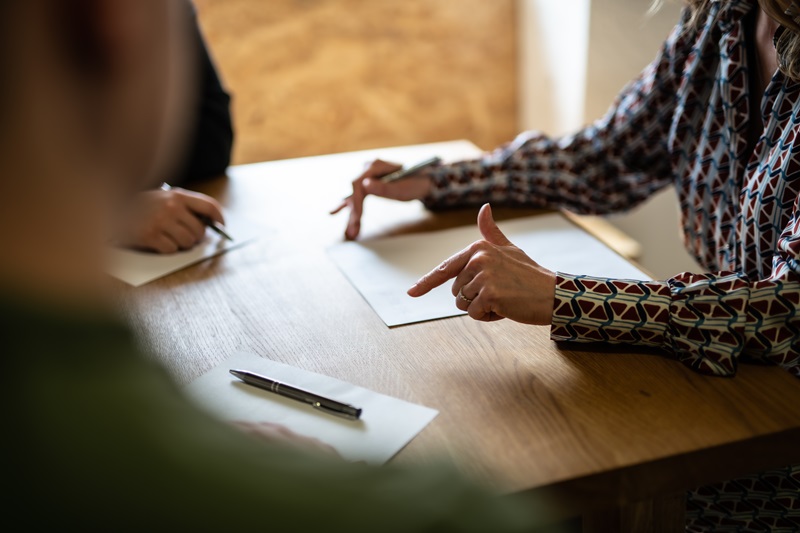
[185, 351, 439, 465]
[328, 213, 650, 327]
[106, 214, 257, 287]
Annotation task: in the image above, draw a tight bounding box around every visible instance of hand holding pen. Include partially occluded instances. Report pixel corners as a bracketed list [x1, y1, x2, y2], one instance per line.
[161, 183, 232, 241]
[330, 156, 441, 240]
[116, 184, 229, 254]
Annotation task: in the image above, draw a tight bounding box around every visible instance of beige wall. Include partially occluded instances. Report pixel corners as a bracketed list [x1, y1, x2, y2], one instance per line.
[518, 0, 590, 135]
[195, 0, 519, 164]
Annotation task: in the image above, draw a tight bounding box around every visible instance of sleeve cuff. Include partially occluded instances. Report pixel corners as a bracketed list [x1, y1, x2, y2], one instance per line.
[550, 272, 671, 346]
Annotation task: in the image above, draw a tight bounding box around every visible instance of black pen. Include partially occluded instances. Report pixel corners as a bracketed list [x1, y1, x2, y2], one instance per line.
[197, 215, 233, 242]
[161, 182, 233, 241]
[229, 369, 363, 420]
[380, 156, 442, 183]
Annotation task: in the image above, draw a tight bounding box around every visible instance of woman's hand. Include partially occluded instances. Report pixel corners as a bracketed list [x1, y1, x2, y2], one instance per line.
[116, 187, 224, 253]
[330, 159, 433, 240]
[408, 204, 557, 325]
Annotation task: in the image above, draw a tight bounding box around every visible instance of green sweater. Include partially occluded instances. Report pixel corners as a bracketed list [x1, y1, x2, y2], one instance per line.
[2, 298, 547, 531]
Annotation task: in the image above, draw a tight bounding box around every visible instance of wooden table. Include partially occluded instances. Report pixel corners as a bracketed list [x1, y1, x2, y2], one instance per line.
[121, 141, 800, 532]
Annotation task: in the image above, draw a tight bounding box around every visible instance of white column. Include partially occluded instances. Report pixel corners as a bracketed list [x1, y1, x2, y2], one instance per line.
[517, 0, 591, 135]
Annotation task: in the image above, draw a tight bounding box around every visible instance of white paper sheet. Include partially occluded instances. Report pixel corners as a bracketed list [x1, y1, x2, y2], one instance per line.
[185, 351, 439, 465]
[328, 213, 650, 327]
[106, 214, 257, 287]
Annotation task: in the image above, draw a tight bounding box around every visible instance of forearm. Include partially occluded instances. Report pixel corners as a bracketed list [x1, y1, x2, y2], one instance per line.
[422, 15, 696, 214]
[422, 124, 673, 214]
[550, 272, 800, 378]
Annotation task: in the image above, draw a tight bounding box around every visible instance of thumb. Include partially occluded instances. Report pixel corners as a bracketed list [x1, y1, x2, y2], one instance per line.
[478, 204, 512, 246]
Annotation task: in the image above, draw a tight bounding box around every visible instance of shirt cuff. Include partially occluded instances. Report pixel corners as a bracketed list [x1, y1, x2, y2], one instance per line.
[550, 272, 671, 346]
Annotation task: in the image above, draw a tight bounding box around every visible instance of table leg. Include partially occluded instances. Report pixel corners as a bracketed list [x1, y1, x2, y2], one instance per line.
[581, 491, 685, 533]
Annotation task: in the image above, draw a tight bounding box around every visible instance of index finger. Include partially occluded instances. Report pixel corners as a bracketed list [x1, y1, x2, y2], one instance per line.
[407, 245, 476, 297]
[345, 177, 367, 240]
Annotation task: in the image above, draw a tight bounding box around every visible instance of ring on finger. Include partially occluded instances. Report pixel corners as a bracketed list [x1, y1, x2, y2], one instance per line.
[457, 288, 473, 304]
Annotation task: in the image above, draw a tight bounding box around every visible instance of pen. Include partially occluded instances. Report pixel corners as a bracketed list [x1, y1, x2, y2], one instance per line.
[161, 182, 233, 241]
[380, 156, 442, 183]
[229, 369, 363, 421]
[197, 215, 234, 242]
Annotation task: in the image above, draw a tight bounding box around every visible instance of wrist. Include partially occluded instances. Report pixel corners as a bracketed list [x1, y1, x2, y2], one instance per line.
[419, 164, 449, 207]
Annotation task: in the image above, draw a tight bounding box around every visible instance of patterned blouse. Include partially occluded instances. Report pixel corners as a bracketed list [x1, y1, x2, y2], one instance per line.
[422, 0, 799, 530]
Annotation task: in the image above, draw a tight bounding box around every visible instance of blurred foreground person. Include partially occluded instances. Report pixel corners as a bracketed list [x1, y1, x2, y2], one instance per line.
[0, 1, 546, 530]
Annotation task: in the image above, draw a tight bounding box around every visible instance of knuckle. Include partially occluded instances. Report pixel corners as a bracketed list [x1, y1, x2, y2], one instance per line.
[470, 254, 488, 269]
[481, 286, 496, 303]
[468, 241, 483, 254]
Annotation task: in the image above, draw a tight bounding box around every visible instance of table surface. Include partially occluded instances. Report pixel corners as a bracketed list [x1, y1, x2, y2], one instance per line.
[120, 140, 800, 519]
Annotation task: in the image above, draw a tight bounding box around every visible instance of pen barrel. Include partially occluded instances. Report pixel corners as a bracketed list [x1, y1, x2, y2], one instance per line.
[278, 384, 361, 420]
[381, 156, 441, 184]
[233, 371, 361, 420]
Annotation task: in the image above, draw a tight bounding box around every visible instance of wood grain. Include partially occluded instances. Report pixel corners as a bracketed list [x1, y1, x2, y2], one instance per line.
[193, 0, 518, 164]
[118, 141, 800, 521]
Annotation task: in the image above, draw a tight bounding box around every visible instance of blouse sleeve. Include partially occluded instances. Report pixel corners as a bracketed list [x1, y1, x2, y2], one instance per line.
[421, 11, 696, 214]
[549, 198, 800, 378]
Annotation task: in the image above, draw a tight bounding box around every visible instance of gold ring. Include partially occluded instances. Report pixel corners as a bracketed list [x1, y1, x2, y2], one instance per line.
[458, 288, 473, 304]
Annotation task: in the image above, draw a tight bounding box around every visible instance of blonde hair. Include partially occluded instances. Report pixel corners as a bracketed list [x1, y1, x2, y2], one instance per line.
[652, 0, 800, 79]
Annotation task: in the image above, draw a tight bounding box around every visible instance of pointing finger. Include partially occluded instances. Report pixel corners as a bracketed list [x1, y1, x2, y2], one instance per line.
[408, 245, 475, 297]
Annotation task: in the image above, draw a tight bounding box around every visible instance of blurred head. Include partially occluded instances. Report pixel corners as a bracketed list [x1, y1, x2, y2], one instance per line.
[0, 0, 193, 305]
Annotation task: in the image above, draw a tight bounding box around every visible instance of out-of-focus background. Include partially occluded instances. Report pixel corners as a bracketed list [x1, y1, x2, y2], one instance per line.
[194, 0, 700, 279]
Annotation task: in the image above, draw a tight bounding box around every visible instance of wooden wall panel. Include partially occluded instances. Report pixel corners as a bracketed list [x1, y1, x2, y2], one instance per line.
[194, 0, 518, 164]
